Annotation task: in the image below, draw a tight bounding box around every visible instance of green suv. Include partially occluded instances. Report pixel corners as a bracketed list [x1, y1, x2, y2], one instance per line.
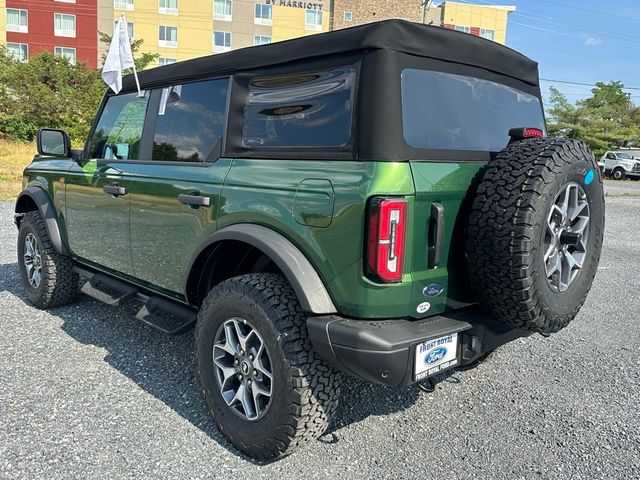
[15, 20, 604, 460]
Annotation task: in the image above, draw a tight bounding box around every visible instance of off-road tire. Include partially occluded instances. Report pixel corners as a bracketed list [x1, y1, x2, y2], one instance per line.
[195, 273, 340, 460]
[612, 167, 626, 180]
[17, 211, 79, 309]
[466, 138, 604, 334]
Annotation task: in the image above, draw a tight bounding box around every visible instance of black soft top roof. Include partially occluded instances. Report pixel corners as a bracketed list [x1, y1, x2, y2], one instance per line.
[122, 19, 538, 92]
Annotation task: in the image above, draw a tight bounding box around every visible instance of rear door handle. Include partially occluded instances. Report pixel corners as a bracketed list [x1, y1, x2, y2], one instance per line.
[428, 202, 445, 268]
[178, 193, 211, 207]
[103, 184, 127, 196]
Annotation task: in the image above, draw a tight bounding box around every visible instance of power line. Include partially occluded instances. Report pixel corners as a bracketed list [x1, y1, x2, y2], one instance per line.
[536, 0, 640, 24]
[451, 0, 640, 50]
[540, 78, 640, 91]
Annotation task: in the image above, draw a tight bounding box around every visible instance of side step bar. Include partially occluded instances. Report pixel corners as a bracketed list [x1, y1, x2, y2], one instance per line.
[74, 266, 197, 335]
[135, 296, 196, 335]
[80, 273, 137, 306]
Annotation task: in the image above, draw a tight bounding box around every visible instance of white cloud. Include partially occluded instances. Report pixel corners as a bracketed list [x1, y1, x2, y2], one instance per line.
[584, 36, 603, 46]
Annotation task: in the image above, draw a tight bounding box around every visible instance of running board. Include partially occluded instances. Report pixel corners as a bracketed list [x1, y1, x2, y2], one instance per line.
[74, 266, 196, 335]
[80, 272, 138, 306]
[135, 296, 196, 335]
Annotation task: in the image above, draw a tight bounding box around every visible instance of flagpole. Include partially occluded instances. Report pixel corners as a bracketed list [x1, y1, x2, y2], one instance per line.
[131, 58, 143, 97]
[121, 14, 143, 97]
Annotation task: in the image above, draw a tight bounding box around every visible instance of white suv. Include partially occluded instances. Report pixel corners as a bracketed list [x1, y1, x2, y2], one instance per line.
[602, 151, 640, 180]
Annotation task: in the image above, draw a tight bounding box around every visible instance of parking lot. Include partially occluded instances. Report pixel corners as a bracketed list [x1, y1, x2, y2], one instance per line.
[1, 184, 639, 479]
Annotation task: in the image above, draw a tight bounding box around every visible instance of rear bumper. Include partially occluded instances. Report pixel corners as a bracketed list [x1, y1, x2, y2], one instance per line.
[307, 308, 531, 387]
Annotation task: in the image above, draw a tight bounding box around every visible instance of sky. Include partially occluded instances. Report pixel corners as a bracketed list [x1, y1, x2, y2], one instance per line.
[453, 0, 640, 109]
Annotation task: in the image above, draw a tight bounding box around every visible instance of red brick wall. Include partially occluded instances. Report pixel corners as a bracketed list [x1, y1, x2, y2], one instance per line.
[6, 0, 98, 68]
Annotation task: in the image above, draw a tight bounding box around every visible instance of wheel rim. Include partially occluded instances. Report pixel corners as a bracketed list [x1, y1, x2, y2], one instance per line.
[23, 233, 42, 289]
[614, 170, 622, 179]
[543, 182, 590, 293]
[212, 317, 273, 421]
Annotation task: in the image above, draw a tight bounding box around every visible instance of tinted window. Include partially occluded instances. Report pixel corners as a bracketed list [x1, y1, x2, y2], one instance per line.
[401, 69, 546, 152]
[242, 67, 355, 149]
[152, 78, 229, 162]
[88, 91, 149, 160]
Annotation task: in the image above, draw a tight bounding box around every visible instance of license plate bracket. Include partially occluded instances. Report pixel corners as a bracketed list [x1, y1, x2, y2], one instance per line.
[414, 333, 459, 381]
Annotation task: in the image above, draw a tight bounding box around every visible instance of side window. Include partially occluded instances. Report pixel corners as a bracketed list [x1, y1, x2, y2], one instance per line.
[606, 153, 616, 159]
[88, 91, 149, 160]
[152, 78, 229, 162]
[242, 67, 355, 149]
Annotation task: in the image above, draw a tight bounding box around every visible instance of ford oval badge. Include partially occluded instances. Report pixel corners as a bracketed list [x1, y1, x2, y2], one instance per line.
[424, 347, 447, 364]
[423, 283, 444, 297]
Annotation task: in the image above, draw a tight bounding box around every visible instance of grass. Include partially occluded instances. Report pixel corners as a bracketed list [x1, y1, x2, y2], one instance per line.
[0, 139, 36, 201]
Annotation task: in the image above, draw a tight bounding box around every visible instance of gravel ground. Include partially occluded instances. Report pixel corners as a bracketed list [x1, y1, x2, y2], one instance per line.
[1, 198, 639, 480]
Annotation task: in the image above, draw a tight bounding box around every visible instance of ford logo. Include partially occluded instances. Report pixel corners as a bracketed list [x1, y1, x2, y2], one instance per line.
[423, 283, 444, 297]
[424, 346, 447, 364]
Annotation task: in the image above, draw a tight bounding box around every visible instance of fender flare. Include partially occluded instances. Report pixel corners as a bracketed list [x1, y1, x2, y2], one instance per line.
[187, 224, 337, 315]
[15, 186, 69, 255]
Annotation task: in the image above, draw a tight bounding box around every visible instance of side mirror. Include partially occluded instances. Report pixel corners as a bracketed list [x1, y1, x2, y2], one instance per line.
[37, 128, 71, 157]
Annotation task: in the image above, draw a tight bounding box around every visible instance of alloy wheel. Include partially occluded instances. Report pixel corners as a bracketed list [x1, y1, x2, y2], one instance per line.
[212, 317, 273, 421]
[543, 182, 590, 292]
[23, 233, 42, 288]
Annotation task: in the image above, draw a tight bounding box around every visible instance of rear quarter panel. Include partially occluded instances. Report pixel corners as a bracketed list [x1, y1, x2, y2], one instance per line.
[218, 159, 416, 318]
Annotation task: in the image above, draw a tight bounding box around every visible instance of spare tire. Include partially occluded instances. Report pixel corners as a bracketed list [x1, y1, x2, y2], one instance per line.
[466, 138, 604, 334]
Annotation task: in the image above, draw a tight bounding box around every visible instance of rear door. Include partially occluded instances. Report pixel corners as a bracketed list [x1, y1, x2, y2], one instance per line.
[65, 91, 149, 276]
[128, 78, 232, 299]
[400, 68, 546, 316]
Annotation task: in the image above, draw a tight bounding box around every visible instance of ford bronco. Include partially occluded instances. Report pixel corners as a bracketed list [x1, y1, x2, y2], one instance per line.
[15, 20, 604, 460]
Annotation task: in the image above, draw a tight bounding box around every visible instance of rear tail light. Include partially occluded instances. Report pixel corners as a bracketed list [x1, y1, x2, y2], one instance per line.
[366, 197, 407, 283]
[508, 127, 544, 142]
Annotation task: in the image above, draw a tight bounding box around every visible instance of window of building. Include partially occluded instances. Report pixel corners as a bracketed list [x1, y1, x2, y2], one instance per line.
[243, 67, 356, 149]
[253, 35, 271, 46]
[88, 91, 149, 160]
[159, 25, 178, 47]
[454, 25, 470, 33]
[152, 79, 229, 162]
[114, 20, 134, 39]
[159, 0, 178, 15]
[480, 28, 495, 41]
[54, 13, 76, 38]
[214, 0, 232, 21]
[254, 3, 272, 25]
[343, 11, 352, 22]
[159, 57, 177, 65]
[401, 69, 546, 152]
[305, 9, 323, 31]
[213, 31, 231, 52]
[54, 46, 77, 65]
[114, 0, 135, 10]
[6, 9, 28, 33]
[7, 43, 28, 62]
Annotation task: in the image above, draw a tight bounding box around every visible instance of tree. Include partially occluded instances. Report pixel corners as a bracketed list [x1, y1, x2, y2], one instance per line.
[0, 36, 159, 144]
[0, 48, 104, 143]
[546, 81, 640, 156]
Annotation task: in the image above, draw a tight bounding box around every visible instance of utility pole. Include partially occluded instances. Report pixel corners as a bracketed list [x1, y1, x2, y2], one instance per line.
[422, 0, 434, 24]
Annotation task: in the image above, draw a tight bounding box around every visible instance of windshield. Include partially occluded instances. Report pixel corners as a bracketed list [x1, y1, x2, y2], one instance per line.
[401, 69, 546, 152]
[616, 152, 632, 159]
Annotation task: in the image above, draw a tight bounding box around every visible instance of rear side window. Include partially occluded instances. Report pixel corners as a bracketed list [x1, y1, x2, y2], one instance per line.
[401, 69, 545, 152]
[242, 67, 355, 149]
[88, 91, 149, 160]
[152, 78, 229, 162]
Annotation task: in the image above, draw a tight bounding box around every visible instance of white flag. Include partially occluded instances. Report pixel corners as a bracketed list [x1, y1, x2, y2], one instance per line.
[102, 16, 139, 94]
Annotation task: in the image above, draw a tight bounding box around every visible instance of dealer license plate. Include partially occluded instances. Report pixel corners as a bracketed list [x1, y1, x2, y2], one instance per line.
[414, 333, 459, 381]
